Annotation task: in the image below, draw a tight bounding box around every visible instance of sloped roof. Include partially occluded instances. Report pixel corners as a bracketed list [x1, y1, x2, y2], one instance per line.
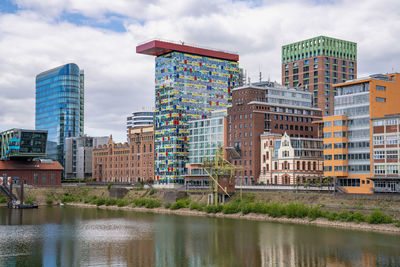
[0, 160, 64, 171]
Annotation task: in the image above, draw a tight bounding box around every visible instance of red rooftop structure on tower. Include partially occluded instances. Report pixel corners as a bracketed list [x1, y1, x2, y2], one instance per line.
[136, 39, 239, 61]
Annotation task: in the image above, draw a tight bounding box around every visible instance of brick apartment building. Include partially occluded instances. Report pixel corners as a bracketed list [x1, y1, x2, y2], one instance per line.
[282, 36, 357, 116]
[0, 160, 63, 186]
[227, 82, 322, 185]
[92, 126, 154, 183]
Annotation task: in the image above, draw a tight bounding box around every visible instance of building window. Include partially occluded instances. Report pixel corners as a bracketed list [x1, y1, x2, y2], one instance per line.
[373, 136, 384, 145]
[34, 173, 38, 184]
[324, 166, 332, 172]
[374, 165, 385, 175]
[42, 174, 46, 184]
[386, 135, 398, 145]
[376, 97, 386, 103]
[51, 174, 55, 184]
[334, 131, 346, 137]
[338, 178, 360, 187]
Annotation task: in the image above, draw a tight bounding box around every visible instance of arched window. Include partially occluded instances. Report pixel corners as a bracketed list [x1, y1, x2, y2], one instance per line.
[302, 161, 306, 170]
[313, 161, 316, 170]
[297, 161, 300, 170]
[308, 162, 311, 170]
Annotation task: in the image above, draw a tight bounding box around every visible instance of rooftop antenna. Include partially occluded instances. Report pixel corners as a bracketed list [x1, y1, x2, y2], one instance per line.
[248, 77, 251, 85]
[259, 65, 262, 82]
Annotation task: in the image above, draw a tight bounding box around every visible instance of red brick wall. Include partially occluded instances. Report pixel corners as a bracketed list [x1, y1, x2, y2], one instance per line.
[0, 169, 61, 186]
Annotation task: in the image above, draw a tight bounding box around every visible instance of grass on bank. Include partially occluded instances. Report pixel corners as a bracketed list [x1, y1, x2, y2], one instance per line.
[45, 191, 400, 227]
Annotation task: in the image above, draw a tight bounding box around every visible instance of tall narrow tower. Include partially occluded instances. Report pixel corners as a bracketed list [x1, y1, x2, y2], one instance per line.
[137, 40, 239, 186]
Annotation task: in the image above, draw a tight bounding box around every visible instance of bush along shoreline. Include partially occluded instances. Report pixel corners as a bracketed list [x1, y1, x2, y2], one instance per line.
[56, 192, 400, 231]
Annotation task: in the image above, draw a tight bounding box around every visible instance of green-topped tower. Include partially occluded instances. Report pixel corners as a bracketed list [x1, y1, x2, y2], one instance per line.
[282, 36, 357, 116]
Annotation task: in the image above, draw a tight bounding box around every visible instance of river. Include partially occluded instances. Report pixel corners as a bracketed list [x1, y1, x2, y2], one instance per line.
[0, 206, 399, 266]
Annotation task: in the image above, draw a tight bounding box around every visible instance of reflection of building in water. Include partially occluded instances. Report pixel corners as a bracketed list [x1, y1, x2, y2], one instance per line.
[154, 215, 262, 266]
[258, 223, 381, 267]
[154, 214, 187, 266]
[126, 239, 154, 267]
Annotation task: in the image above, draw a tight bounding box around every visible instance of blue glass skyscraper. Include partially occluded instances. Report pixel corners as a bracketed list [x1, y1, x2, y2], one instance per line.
[35, 63, 84, 167]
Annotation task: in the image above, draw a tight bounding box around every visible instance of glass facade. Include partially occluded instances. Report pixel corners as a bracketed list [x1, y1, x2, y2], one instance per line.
[35, 63, 84, 167]
[154, 52, 238, 184]
[0, 129, 47, 159]
[188, 111, 225, 165]
[334, 82, 370, 174]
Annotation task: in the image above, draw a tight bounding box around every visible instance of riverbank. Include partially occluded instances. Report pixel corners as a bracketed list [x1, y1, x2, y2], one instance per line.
[66, 202, 400, 234]
[5, 186, 400, 233]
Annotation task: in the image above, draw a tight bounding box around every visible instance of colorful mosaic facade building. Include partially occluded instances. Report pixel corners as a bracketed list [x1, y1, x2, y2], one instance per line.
[137, 40, 239, 185]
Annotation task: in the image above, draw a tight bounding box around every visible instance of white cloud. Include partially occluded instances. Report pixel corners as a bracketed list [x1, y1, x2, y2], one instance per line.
[0, 0, 399, 142]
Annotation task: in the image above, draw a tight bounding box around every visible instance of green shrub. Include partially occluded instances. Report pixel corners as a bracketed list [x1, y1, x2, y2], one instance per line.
[116, 199, 129, 207]
[222, 202, 240, 214]
[170, 198, 190, 210]
[338, 211, 352, 222]
[285, 202, 309, 218]
[61, 195, 75, 203]
[133, 198, 147, 207]
[45, 196, 54, 205]
[132, 198, 161, 209]
[107, 182, 113, 191]
[105, 198, 117, 206]
[0, 197, 7, 203]
[241, 202, 252, 215]
[149, 189, 155, 195]
[205, 205, 222, 214]
[252, 202, 268, 214]
[96, 198, 106, 206]
[145, 199, 161, 209]
[24, 195, 36, 204]
[267, 202, 285, 218]
[350, 212, 366, 223]
[395, 221, 400, 228]
[308, 206, 324, 220]
[367, 209, 393, 224]
[189, 202, 204, 211]
[164, 202, 171, 209]
[327, 212, 339, 221]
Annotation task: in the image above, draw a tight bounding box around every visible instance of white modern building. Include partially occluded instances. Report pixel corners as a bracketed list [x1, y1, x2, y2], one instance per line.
[126, 109, 154, 139]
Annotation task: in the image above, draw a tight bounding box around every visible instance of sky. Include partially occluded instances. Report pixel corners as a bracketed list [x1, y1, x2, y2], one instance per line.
[0, 0, 399, 142]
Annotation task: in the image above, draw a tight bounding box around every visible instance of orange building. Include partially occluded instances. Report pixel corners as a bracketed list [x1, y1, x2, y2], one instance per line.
[92, 126, 154, 183]
[322, 73, 400, 193]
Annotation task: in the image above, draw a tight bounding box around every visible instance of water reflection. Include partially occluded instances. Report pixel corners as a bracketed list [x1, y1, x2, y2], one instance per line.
[0, 207, 399, 266]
